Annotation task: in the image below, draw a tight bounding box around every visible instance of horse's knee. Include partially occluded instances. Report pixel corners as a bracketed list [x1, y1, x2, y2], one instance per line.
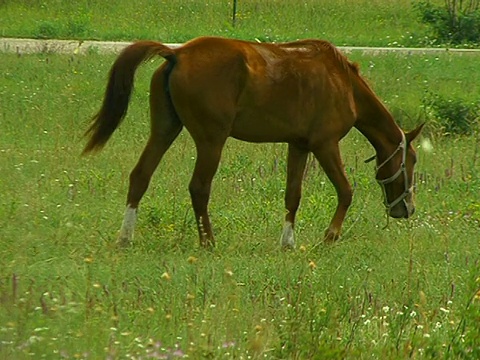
[188, 180, 203, 197]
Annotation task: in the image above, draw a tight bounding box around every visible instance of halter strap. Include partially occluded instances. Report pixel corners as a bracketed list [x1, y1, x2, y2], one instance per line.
[374, 132, 412, 211]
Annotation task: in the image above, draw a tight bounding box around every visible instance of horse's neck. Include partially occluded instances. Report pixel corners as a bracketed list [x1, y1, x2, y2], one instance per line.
[355, 109, 403, 154]
[352, 80, 404, 156]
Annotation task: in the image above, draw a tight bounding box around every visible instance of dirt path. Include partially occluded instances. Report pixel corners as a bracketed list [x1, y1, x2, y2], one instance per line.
[1, 37, 480, 55]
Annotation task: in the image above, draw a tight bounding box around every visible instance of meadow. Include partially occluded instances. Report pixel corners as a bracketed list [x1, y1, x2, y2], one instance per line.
[1, 0, 480, 358]
[1, 0, 435, 46]
[1, 45, 479, 359]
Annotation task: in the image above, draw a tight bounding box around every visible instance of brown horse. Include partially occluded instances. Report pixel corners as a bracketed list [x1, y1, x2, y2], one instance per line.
[83, 36, 423, 248]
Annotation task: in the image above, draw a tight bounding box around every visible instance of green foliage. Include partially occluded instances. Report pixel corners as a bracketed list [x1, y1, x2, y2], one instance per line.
[415, 0, 480, 45]
[423, 93, 479, 135]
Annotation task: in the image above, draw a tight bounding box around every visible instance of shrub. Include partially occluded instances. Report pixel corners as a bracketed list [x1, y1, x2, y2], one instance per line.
[415, 0, 480, 45]
[422, 93, 479, 135]
[66, 11, 92, 38]
[66, 19, 88, 38]
[36, 21, 60, 39]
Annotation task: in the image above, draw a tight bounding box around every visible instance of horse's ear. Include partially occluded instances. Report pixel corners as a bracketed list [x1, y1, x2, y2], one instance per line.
[405, 123, 425, 144]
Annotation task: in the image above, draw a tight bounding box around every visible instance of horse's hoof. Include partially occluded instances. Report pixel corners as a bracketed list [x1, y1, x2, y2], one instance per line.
[116, 235, 132, 248]
[280, 222, 295, 249]
[200, 239, 215, 250]
[323, 229, 340, 244]
[281, 242, 295, 251]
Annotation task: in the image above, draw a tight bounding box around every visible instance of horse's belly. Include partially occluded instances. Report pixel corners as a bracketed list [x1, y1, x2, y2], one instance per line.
[230, 112, 309, 143]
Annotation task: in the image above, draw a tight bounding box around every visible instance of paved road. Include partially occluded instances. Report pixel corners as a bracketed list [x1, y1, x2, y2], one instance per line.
[1, 37, 480, 55]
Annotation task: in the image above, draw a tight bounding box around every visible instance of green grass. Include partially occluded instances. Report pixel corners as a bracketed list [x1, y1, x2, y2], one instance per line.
[0, 0, 436, 47]
[1, 49, 479, 359]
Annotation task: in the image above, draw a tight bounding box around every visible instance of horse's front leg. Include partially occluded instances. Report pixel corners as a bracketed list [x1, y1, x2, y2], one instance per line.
[189, 142, 225, 248]
[312, 142, 352, 242]
[281, 144, 309, 248]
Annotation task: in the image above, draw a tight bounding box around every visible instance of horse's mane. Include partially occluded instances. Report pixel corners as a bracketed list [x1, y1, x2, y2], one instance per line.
[319, 41, 361, 76]
[315, 42, 376, 93]
[310, 41, 385, 110]
[285, 39, 361, 75]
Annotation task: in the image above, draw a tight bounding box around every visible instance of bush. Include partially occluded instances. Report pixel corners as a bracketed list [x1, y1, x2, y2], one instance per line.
[36, 21, 60, 39]
[415, 0, 480, 45]
[66, 19, 89, 38]
[423, 93, 479, 135]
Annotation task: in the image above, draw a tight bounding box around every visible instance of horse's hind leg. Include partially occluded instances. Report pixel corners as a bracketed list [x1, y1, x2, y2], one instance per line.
[281, 144, 309, 248]
[118, 130, 181, 246]
[117, 67, 183, 246]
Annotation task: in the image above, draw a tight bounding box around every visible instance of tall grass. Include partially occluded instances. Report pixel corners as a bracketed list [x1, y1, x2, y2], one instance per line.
[0, 48, 479, 358]
[0, 0, 433, 46]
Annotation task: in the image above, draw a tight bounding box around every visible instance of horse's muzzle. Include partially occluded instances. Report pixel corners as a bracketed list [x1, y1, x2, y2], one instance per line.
[389, 202, 415, 219]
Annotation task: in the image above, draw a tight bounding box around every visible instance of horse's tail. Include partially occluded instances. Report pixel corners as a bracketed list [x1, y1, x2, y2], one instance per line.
[82, 41, 176, 154]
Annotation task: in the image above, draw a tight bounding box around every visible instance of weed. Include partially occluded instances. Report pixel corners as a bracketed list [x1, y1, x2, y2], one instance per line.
[447, 263, 480, 359]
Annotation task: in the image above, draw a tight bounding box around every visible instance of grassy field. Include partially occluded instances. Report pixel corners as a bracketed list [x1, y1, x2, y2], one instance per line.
[0, 0, 438, 47]
[1, 42, 479, 359]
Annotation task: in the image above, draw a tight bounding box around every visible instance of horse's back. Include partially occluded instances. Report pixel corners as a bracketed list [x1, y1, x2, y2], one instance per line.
[167, 37, 357, 144]
[170, 36, 351, 91]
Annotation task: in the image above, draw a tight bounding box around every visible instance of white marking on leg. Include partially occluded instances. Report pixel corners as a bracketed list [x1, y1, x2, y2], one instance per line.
[117, 205, 137, 245]
[280, 221, 295, 248]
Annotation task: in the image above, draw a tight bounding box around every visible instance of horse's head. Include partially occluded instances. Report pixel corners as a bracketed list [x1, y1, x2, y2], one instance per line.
[374, 124, 424, 219]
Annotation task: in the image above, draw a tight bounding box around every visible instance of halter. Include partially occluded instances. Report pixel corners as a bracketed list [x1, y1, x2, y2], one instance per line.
[366, 132, 413, 213]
